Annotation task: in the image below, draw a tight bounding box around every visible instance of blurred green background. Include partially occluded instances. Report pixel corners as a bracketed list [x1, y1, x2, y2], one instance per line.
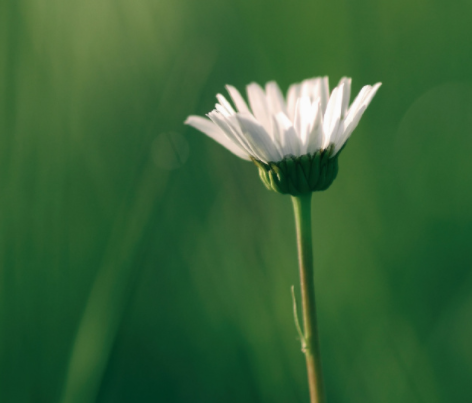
[1, 0, 472, 402]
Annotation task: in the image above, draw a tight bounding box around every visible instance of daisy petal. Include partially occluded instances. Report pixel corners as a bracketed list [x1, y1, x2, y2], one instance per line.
[236, 113, 282, 162]
[265, 81, 288, 116]
[346, 85, 372, 117]
[334, 83, 382, 155]
[333, 105, 368, 155]
[300, 78, 318, 98]
[216, 93, 235, 115]
[344, 83, 382, 130]
[338, 77, 352, 118]
[207, 111, 260, 159]
[323, 83, 344, 146]
[361, 82, 382, 109]
[319, 76, 330, 114]
[225, 85, 251, 114]
[185, 115, 250, 160]
[246, 83, 272, 134]
[287, 83, 301, 121]
[215, 103, 231, 117]
[293, 96, 313, 146]
[275, 112, 301, 157]
[269, 115, 285, 157]
[305, 102, 324, 154]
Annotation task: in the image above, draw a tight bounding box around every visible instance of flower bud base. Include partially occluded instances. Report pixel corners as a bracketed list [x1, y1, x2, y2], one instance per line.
[253, 145, 339, 196]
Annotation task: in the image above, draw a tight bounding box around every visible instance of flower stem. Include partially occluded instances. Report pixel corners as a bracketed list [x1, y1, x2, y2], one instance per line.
[291, 194, 326, 403]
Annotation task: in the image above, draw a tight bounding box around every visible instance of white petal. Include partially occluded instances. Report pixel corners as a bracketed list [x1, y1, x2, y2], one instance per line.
[224, 114, 271, 161]
[319, 76, 330, 114]
[265, 81, 287, 116]
[246, 83, 272, 134]
[185, 115, 250, 160]
[344, 83, 382, 129]
[334, 82, 382, 154]
[269, 115, 285, 158]
[215, 103, 231, 117]
[323, 83, 344, 146]
[300, 78, 318, 98]
[216, 94, 235, 115]
[293, 96, 313, 147]
[207, 111, 260, 159]
[286, 83, 301, 121]
[236, 113, 282, 162]
[333, 105, 368, 155]
[225, 85, 251, 114]
[346, 85, 372, 117]
[338, 77, 351, 118]
[305, 102, 324, 154]
[361, 82, 382, 109]
[275, 112, 301, 157]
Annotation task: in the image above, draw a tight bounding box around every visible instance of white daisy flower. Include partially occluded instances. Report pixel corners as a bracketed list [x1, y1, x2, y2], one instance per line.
[185, 76, 381, 195]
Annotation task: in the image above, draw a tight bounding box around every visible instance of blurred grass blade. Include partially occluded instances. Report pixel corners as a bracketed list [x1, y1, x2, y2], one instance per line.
[60, 161, 168, 403]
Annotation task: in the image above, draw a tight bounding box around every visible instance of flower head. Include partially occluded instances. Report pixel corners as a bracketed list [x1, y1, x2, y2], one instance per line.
[185, 77, 381, 195]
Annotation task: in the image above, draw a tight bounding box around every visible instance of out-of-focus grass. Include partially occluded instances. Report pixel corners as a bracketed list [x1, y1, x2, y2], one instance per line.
[1, 0, 472, 402]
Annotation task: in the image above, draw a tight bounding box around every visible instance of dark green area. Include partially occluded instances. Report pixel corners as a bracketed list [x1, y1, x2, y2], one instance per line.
[1, 0, 472, 402]
[254, 146, 339, 196]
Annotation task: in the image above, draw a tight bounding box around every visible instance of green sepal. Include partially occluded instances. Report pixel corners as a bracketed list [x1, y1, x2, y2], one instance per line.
[318, 157, 330, 190]
[269, 170, 285, 194]
[308, 151, 321, 189]
[318, 147, 331, 188]
[296, 162, 310, 193]
[251, 158, 267, 171]
[277, 159, 288, 175]
[270, 162, 289, 193]
[287, 177, 300, 195]
[324, 154, 338, 191]
[285, 157, 298, 189]
[299, 154, 312, 179]
[258, 167, 272, 190]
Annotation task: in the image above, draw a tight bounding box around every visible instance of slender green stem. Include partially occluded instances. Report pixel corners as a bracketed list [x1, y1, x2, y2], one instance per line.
[291, 194, 326, 403]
